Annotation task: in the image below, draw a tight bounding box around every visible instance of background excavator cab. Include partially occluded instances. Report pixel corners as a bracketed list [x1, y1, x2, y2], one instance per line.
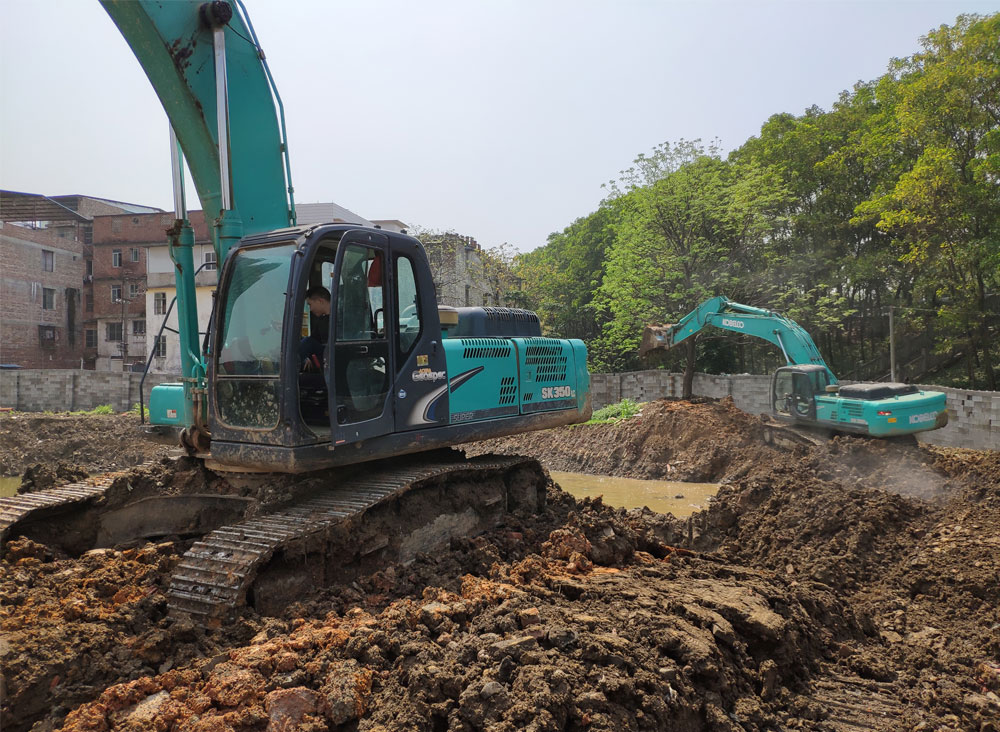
[771, 364, 831, 420]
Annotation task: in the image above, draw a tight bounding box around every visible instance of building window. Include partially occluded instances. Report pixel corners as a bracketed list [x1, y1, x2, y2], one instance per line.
[111, 285, 122, 302]
[38, 325, 57, 347]
[42, 250, 54, 272]
[129, 283, 140, 298]
[85, 329, 97, 348]
[204, 251, 217, 271]
[112, 218, 122, 234]
[85, 294, 94, 312]
[106, 322, 123, 341]
[132, 320, 146, 335]
[112, 249, 122, 267]
[153, 335, 167, 358]
[42, 288, 55, 310]
[131, 247, 140, 262]
[464, 285, 471, 307]
[154, 292, 167, 314]
[86, 259, 93, 277]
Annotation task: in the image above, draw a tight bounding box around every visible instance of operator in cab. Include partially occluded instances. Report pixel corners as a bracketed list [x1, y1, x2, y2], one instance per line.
[300, 286, 331, 372]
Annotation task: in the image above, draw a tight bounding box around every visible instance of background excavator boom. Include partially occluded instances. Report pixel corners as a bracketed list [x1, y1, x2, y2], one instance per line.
[640, 295, 836, 383]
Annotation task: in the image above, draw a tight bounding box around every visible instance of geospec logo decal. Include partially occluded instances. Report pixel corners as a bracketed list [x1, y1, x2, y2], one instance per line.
[412, 368, 446, 382]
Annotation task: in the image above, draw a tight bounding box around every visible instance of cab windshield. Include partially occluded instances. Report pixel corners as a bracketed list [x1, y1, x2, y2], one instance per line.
[217, 244, 295, 375]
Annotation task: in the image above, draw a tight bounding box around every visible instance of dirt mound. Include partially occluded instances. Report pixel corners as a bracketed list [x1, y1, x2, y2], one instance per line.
[466, 398, 785, 482]
[18, 463, 89, 493]
[687, 439, 1000, 727]
[10, 491, 869, 732]
[0, 413, 173, 477]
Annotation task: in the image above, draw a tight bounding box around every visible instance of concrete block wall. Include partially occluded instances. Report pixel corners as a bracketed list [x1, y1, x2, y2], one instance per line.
[0, 369, 180, 413]
[915, 384, 1000, 450]
[1, 368, 996, 451]
[592, 370, 998, 451]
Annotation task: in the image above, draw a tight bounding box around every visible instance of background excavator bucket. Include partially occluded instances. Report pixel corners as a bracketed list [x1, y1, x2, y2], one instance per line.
[639, 324, 676, 357]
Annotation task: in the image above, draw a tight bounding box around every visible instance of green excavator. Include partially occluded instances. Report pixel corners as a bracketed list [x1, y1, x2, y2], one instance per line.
[0, 0, 590, 621]
[641, 296, 949, 438]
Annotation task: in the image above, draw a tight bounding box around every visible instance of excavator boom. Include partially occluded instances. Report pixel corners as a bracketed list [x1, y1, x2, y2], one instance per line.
[640, 296, 835, 382]
[100, 0, 293, 238]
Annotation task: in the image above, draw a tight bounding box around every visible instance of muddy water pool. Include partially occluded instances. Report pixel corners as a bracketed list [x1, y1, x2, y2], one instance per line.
[1, 476, 20, 497]
[550, 471, 719, 517]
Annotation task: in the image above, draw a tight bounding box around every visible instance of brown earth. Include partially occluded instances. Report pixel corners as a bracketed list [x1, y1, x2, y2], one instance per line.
[0, 413, 174, 480]
[464, 398, 784, 483]
[1, 400, 998, 732]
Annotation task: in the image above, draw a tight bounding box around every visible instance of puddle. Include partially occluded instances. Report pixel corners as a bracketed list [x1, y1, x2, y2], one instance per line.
[550, 471, 719, 517]
[1, 476, 21, 498]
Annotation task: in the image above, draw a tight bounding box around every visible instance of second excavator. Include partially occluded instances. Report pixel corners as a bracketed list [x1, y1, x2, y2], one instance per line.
[641, 296, 949, 438]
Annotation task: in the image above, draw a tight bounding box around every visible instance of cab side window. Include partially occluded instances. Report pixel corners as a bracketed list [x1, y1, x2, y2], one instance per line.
[336, 245, 384, 341]
[396, 255, 421, 355]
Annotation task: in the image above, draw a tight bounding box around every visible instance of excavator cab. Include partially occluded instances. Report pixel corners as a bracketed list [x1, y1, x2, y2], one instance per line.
[771, 365, 831, 421]
[206, 224, 446, 472]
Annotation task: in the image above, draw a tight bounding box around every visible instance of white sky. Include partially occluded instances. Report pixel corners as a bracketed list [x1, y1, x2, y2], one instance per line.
[1, 1, 996, 252]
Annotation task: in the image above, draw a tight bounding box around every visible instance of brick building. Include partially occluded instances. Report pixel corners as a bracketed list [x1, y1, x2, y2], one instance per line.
[0, 191, 160, 369]
[0, 222, 85, 367]
[90, 210, 181, 371]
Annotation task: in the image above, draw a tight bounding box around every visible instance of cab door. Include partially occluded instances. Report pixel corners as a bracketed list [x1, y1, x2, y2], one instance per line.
[327, 231, 395, 445]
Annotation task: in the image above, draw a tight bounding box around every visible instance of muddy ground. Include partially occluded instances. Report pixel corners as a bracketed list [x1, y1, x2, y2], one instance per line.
[0, 413, 173, 481]
[465, 398, 780, 483]
[1, 399, 998, 731]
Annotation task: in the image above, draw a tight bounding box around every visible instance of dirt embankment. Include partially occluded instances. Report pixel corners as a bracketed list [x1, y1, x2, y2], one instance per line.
[465, 398, 784, 483]
[0, 413, 173, 480]
[1, 400, 998, 731]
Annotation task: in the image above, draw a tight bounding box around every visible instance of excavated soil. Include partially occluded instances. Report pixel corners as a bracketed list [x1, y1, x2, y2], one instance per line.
[464, 398, 784, 483]
[1, 400, 998, 732]
[0, 413, 173, 480]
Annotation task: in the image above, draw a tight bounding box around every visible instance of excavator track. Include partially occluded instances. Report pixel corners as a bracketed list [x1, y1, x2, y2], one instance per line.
[167, 453, 544, 623]
[0, 475, 117, 545]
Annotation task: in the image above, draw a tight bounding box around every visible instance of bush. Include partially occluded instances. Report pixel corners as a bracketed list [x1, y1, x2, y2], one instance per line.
[587, 398, 642, 424]
[129, 402, 147, 419]
[88, 404, 114, 415]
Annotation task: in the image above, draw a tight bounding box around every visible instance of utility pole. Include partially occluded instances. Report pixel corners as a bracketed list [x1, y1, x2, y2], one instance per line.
[888, 305, 896, 383]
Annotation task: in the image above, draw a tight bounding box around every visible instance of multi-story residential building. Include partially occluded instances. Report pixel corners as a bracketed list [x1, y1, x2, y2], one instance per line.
[0, 222, 85, 368]
[0, 190, 160, 369]
[90, 211, 175, 371]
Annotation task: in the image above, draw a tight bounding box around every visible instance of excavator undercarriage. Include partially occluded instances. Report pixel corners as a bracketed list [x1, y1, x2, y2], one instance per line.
[0, 451, 547, 624]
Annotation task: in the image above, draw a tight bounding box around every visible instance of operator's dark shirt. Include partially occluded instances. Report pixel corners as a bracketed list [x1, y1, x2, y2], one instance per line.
[310, 313, 330, 345]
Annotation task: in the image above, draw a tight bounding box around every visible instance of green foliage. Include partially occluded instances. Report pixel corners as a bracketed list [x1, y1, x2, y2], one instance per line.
[588, 398, 642, 424]
[130, 402, 147, 418]
[517, 12, 998, 390]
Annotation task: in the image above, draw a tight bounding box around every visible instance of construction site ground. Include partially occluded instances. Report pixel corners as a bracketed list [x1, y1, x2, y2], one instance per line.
[1, 399, 998, 732]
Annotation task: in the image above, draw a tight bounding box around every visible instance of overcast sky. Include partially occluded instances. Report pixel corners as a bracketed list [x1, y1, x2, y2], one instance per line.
[1, 1, 996, 252]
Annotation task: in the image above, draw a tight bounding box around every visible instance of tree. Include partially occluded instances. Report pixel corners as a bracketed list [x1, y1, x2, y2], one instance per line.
[854, 14, 1000, 388]
[597, 140, 789, 394]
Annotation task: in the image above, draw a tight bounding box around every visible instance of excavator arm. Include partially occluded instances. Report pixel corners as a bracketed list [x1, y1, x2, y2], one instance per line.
[640, 296, 837, 383]
[100, 0, 293, 240]
[100, 0, 294, 437]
